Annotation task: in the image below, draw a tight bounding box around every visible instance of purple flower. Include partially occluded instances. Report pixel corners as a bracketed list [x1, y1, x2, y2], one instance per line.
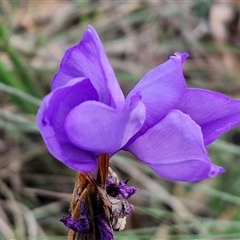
[37, 25, 240, 182]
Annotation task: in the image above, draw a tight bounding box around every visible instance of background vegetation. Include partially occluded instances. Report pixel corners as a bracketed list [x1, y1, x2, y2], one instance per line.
[1, 1, 240, 239]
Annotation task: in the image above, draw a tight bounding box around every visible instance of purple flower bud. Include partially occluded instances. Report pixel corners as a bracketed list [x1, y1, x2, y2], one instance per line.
[118, 180, 138, 199]
[60, 201, 90, 233]
[106, 177, 138, 199]
[60, 215, 90, 233]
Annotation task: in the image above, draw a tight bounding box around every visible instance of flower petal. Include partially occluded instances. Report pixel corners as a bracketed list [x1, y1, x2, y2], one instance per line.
[51, 25, 125, 108]
[37, 78, 98, 171]
[60, 200, 90, 233]
[175, 88, 240, 145]
[125, 52, 187, 144]
[65, 96, 146, 154]
[127, 109, 224, 182]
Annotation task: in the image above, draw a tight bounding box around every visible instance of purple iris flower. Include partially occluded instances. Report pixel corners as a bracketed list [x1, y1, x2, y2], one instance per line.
[37, 25, 240, 182]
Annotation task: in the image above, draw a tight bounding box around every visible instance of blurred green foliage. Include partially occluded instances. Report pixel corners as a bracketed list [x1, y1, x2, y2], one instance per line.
[1, 1, 240, 239]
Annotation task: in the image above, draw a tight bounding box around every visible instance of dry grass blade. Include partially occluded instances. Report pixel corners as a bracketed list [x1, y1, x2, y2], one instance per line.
[0, 179, 25, 238]
[0, 216, 15, 239]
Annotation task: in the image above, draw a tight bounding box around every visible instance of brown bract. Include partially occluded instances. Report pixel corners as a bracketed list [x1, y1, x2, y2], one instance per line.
[67, 154, 132, 240]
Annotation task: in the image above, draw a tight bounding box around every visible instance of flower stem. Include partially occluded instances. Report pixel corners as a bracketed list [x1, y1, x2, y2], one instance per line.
[62, 154, 136, 240]
[67, 154, 112, 240]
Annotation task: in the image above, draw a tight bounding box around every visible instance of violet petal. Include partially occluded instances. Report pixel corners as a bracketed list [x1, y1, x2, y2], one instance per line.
[175, 88, 240, 145]
[118, 180, 138, 199]
[37, 78, 98, 171]
[97, 217, 114, 240]
[60, 216, 90, 233]
[64, 96, 145, 154]
[125, 52, 187, 145]
[60, 201, 90, 233]
[127, 109, 224, 182]
[106, 178, 138, 199]
[51, 25, 125, 109]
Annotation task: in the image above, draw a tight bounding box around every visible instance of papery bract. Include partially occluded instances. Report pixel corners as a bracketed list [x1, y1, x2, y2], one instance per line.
[37, 25, 240, 182]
